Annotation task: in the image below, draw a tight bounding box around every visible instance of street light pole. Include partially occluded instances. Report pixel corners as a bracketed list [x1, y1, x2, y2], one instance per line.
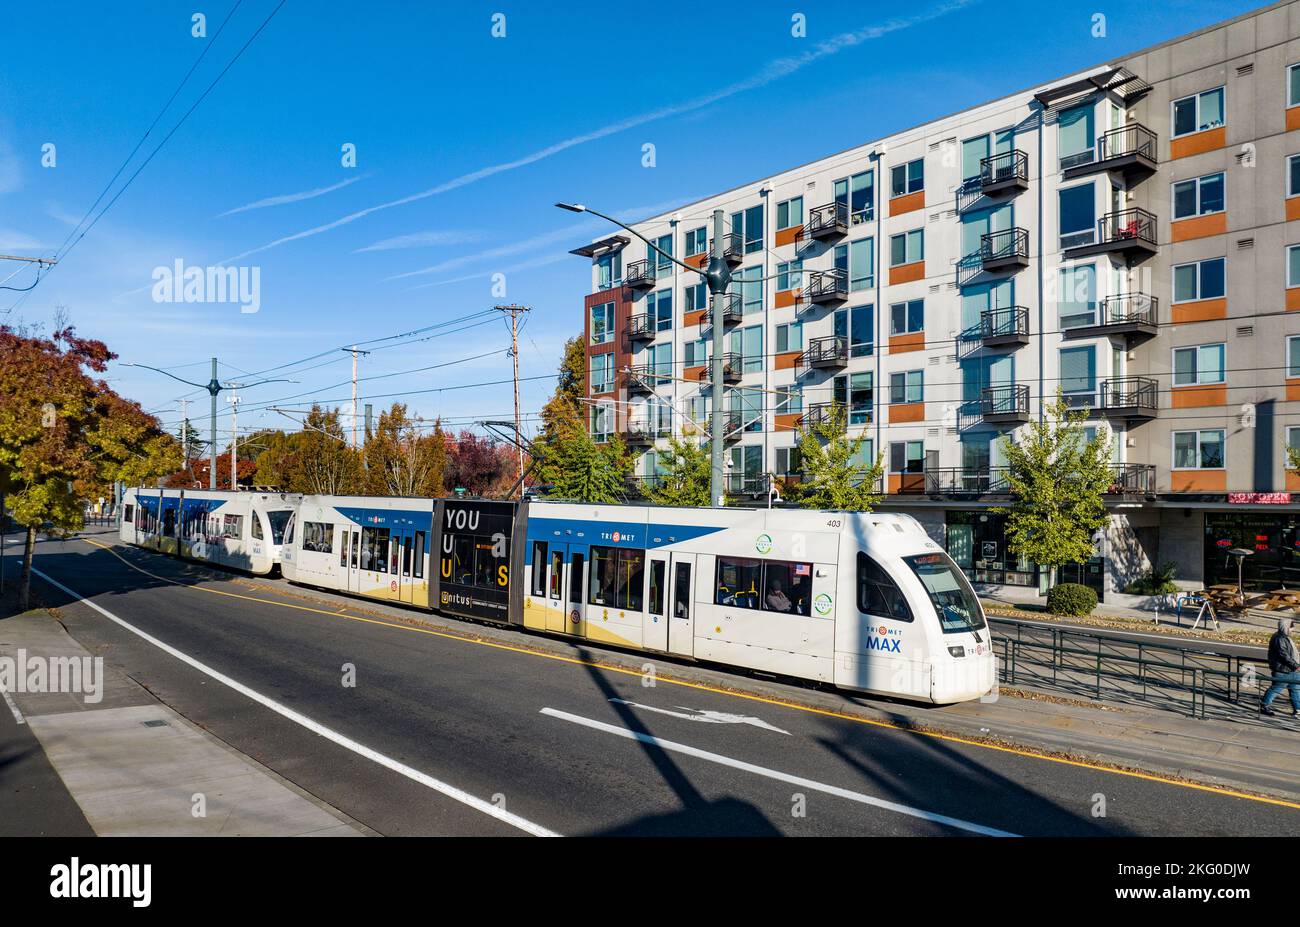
[556, 202, 733, 507]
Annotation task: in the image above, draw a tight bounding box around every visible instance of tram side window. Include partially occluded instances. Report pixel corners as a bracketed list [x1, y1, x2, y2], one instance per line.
[163, 509, 176, 537]
[402, 538, 413, 577]
[251, 514, 264, 540]
[302, 521, 333, 553]
[124, 504, 134, 524]
[340, 529, 349, 566]
[588, 545, 645, 611]
[715, 556, 813, 615]
[361, 527, 389, 573]
[548, 549, 564, 597]
[223, 514, 243, 539]
[673, 562, 692, 619]
[412, 531, 425, 579]
[531, 541, 548, 596]
[857, 552, 913, 622]
[648, 560, 666, 616]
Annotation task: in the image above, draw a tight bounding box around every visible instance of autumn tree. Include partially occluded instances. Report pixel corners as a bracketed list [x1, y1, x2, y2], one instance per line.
[995, 394, 1113, 589]
[363, 403, 447, 497]
[286, 406, 363, 495]
[792, 404, 884, 511]
[446, 430, 511, 496]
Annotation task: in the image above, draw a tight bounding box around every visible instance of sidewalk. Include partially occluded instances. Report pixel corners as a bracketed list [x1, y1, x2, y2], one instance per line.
[0, 598, 370, 836]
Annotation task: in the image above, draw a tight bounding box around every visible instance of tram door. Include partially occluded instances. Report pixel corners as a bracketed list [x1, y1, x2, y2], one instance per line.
[668, 555, 696, 657]
[393, 529, 414, 604]
[340, 526, 362, 593]
[644, 556, 670, 652]
[544, 545, 582, 633]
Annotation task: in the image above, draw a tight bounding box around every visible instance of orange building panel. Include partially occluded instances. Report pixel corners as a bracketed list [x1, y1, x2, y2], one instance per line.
[889, 261, 925, 286]
[1171, 384, 1226, 408]
[1169, 126, 1225, 160]
[775, 226, 802, 248]
[1170, 213, 1226, 242]
[889, 332, 925, 354]
[1170, 470, 1227, 492]
[889, 402, 925, 424]
[1171, 297, 1226, 323]
[889, 190, 925, 217]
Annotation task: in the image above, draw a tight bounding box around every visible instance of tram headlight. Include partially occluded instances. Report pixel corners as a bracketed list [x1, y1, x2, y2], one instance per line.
[947, 646, 965, 658]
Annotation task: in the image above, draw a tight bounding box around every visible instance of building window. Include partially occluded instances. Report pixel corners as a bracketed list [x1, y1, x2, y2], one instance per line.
[1173, 343, 1226, 386]
[685, 226, 707, 257]
[1289, 335, 1300, 379]
[837, 170, 875, 225]
[1287, 426, 1300, 463]
[1291, 64, 1300, 108]
[590, 403, 614, 443]
[889, 370, 924, 404]
[835, 305, 873, 358]
[1172, 258, 1225, 302]
[890, 159, 924, 197]
[776, 321, 803, 353]
[776, 197, 804, 230]
[734, 266, 763, 315]
[1290, 245, 1300, 288]
[775, 446, 802, 476]
[1059, 345, 1097, 407]
[685, 281, 706, 315]
[776, 260, 803, 291]
[728, 325, 763, 375]
[1289, 154, 1300, 198]
[730, 204, 764, 254]
[647, 288, 673, 331]
[774, 385, 803, 415]
[1173, 429, 1225, 469]
[684, 337, 708, 368]
[596, 252, 622, 290]
[1172, 87, 1225, 138]
[1058, 103, 1095, 169]
[890, 299, 924, 335]
[1058, 263, 1097, 329]
[590, 301, 614, 345]
[845, 372, 873, 425]
[590, 354, 614, 394]
[888, 229, 923, 267]
[1058, 182, 1095, 249]
[889, 440, 924, 473]
[1172, 172, 1225, 219]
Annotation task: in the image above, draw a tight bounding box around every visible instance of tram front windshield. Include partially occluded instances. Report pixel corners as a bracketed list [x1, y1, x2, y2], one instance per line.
[902, 552, 986, 634]
[266, 509, 294, 545]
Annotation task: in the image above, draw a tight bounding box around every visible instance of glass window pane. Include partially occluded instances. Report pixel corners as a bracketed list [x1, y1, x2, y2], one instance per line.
[1173, 264, 1199, 302]
[1173, 97, 1197, 136]
[1200, 430, 1224, 468]
[1199, 88, 1224, 130]
[1198, 344, 1224, 382]
[1199, 258, 1225, 299]
[1174, 348, 1196, 385]
[1199, 173, 1224, 213]
[1173, 432, 1197, 468]
[1059, 184, 1095, 237]
[1172, 180, 1196, 219]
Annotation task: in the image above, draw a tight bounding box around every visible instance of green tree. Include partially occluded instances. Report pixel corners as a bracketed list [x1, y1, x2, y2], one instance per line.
[648, 436, 711, 507]
[363, 403, 446, 497]
[286, 406, 363, 495]
[544, 427, 633, 503]
[995, 394, 1113, 588]
[251, 430, 296, 488]
[532, 334, 588, 488]
[791, 404, 884, 511]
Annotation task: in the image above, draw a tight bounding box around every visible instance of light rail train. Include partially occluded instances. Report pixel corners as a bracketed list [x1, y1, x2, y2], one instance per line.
[119, 490, 994, 704]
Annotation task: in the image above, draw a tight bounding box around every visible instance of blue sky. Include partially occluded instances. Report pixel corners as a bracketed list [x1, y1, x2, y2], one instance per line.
[0, 0, 1260, 446]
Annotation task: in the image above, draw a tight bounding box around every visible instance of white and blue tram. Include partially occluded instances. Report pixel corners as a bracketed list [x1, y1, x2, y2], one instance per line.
[278, 496, 995, 704]
[119, 487, 299, 576]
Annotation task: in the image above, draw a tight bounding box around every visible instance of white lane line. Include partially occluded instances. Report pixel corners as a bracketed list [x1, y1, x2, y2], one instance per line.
[32, 567, 559, 838]
[541, 707, 1018, 837]
[1, 687, 25, 725]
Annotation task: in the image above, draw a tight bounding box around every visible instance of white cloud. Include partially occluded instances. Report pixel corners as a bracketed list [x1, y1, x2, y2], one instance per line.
[214, 175, 367, 218]
[220, 1, 976, 263]
[353, 229, 486, 253]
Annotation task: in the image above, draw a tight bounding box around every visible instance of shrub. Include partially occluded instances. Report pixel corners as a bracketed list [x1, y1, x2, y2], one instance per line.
[1047, 582, 1098, 616]
[1123, 562, 1178, 596]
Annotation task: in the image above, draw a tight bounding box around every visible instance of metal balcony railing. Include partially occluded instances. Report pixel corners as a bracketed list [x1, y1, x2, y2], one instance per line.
[625, 259, 655, 289]
[707, 232, 744, 264]
[980, 227, 1029, 270]
[980, 384, 1030, 422]
[799, 401, 847, 433]
[921, 468, 1013, 496]
[979, 306, 1030, 346]
[701, 352, 742, 386]
[796, 335, 849, 377]
[1099, 293, 1158, 328]
[709, 292, 743, 326]
[1100, 377, 1159, 418]
[979, 150, 1029, 192]
[708, 411, 743, 441]
[626, 312, 655, 341]
[1098, 123, 1157, 163]
[1106, 463, 1156, 495]
[803, 268, 848, 305]
[804, 201, 849, 240]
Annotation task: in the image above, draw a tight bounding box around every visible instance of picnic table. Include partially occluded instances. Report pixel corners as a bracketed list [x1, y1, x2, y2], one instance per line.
[1261, 588, 1300, 613]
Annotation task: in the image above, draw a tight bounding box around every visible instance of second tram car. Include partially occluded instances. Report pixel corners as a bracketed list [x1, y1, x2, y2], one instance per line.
[279, 496, 994, 704]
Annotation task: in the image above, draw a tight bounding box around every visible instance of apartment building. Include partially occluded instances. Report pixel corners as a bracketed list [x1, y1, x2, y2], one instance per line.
[573, 0, 1300, 599]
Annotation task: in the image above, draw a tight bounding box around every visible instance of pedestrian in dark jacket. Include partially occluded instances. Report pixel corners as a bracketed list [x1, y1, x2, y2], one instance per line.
[1261, 617, 1300, 717]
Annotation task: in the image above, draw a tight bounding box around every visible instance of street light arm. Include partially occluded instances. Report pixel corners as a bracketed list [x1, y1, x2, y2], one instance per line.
[121, 362, 209, 390]
[557, 203, 704, 278]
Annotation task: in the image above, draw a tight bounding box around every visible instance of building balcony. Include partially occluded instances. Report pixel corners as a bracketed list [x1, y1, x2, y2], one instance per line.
[627, 365, 666, 394]
[1098, 376, 1158, 421]
[803, 201, 849, 241]
[918, 468, 1013, 497]
[979, 149, 1029, 195]
[624, 259, 656, 290]
[709, 411, 743, 442]
[799, 401, 847, 434]
[1063, 208, 1157, 261]
[707, 292, 743, 328]
[1062, 123, 1158, 181]
[626, 312, 655, 342]
[623, 474, 662, 498]
[708, 232, 744, 266]
[980, 384, 1030, 424]
[1106, 463, 1156, 496]
[1061, 293, 1158, 343]
[795, 335, 848, 377]
[726, 472, 771, 498]
[700, 352, 742, 386]
[623, 420, 669, 446]
[802, 268, 848, 306]
[979, 306, 1030, 347]
[980, 227, 1029, 272]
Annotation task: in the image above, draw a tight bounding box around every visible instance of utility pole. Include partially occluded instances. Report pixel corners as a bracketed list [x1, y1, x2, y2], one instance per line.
[344, 345, 370, 449]
[227, 389, 241, 490]
[493, 304, 531, 498]
[178, 399, 190, 481]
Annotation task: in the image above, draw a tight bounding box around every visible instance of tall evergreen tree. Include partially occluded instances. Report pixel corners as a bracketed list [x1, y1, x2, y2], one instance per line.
[648, 436, 711, 507]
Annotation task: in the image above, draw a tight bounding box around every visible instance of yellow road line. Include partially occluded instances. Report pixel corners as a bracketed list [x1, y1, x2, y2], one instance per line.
[73, 535, 1300, 812]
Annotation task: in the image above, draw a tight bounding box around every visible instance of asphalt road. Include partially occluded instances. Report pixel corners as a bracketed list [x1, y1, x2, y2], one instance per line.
[21, 533, 1300, 837]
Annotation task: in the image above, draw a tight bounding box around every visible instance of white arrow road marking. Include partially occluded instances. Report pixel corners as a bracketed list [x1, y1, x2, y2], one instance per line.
[609, 698, 790, 735]
[541, 707, 1018, 837]
[32, 567, 559, 837]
